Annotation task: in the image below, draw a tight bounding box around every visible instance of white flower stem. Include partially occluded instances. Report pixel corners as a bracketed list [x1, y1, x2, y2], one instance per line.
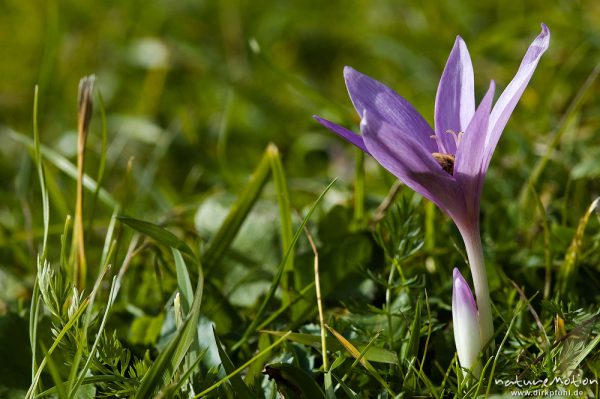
[460, 226, 494, 352]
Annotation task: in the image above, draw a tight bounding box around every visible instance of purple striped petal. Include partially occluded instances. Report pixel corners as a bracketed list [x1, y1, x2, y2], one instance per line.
[452, 267, 482, 374]
[361, 113, 467, 222]
[343, 66, 437, 153]
[435, 36, 476, 155]
[454, 81, 495, 219]
[313, 115, 370, 155]
[483, 23, 550, 171]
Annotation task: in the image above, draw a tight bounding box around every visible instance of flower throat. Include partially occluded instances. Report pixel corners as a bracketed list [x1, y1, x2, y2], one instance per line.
[431, 129, 463, 175]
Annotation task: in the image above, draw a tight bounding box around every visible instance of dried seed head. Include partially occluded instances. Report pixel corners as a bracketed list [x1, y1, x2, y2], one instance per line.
[77, 75, 96, 140]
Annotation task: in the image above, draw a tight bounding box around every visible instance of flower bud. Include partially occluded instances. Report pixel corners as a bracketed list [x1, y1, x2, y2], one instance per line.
[452, 268, 482, 376]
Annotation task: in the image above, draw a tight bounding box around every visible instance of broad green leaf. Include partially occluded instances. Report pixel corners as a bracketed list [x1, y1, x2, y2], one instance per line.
[263, 363, 325, 399]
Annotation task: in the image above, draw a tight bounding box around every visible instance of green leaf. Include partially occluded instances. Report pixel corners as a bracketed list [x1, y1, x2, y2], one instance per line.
[213, 327, 254, 399]
[173, 248, 194, 313]
[117, 216, 196, 260]
[263, 363, 326, 399]
[403, 296, 421, 361]
[325, 325, 394, 396]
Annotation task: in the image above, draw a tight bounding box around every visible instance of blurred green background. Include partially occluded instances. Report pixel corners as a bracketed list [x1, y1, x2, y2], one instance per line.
[0, 0, 599, 395]
[1, 0, 598, 192]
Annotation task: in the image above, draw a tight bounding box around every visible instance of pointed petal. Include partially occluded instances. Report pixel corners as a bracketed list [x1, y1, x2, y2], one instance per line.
[313, 115, 370, 155]
[483, 23, 550, 170]
[454, 81, 495, 219]
[343, 66, 436, 152]
[452, 268, 482, 374]
[361, 114, 467, 222]
[435, 36, 476, 154]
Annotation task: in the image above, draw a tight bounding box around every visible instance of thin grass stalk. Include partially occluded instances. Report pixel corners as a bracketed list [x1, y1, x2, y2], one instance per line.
[353, 148, 365, 225]
[303, 226, 328, 371]
[30, 84, 50, 396]
[85, 90, 108, 239]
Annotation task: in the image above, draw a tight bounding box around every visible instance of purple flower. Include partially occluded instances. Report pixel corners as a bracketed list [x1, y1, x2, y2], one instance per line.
[315, 24, 550, 351]
[315, 24, 549, 231]
[452, 268, 482, 376]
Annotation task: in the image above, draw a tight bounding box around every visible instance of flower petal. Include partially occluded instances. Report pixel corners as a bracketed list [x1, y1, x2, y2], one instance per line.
[452, 268, 482, 375]
[454, 81, 495, 219]
[435, 36, 475, 154]
[343, 66, 436, 152]
[313, 115, 370, 155]
[361, 113, 467, 222]
[483, 23, 550, 171]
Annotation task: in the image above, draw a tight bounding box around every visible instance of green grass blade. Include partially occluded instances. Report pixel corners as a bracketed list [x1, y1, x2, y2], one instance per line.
[267, 143, 295, 303]
[9, 130, 116, 207]
[404, 296, 421, 361]
[202, 146, 272, 273]
[117, 216, 196, 260]
[86, 89, 109, 237]
[325, 324, 394, 396]
[173, 247, 194, 314]
[353, 148, 365, 225]
[557, 197, 600, 295]
[261, 330, 397, 364]
[213, 327, 255, 398]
